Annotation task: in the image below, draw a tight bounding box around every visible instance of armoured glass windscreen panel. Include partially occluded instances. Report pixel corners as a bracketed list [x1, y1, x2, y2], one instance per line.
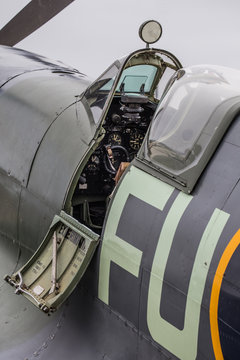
[101, 65, 157, 93]
[140, 66, 240, 192]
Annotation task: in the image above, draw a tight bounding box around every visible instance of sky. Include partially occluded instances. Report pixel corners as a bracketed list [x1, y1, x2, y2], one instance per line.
[0, 0, 240, 80]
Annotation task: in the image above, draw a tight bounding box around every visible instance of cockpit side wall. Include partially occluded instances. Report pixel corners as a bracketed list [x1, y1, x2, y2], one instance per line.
[0, 51, 94, 251]
[22, 100, 97, 251]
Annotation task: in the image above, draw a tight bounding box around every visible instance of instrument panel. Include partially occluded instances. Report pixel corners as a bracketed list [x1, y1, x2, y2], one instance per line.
[78, 94, 157, 196]
[106, 128, 145, 151]
[103, 95, 156, 153]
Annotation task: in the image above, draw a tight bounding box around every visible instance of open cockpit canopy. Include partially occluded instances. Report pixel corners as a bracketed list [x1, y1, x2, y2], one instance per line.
[138, 65, 240, 193]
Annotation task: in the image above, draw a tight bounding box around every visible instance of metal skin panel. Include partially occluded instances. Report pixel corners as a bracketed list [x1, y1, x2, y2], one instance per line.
[0, 286, 69, 359]
[0, 60, 90, 186]
[0, 171, 20, 242]
[0, 172, 21, 285]
[0, 45, 83, 87]
[18, 187, 56, 251]
[27, 101, 96, 212]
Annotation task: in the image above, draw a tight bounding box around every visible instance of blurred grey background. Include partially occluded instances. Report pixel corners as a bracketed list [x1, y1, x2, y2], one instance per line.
[0, 0, 239, 79]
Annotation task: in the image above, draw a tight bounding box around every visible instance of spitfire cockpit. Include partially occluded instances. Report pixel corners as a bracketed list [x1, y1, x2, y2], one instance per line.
[71, 46, 182, 230]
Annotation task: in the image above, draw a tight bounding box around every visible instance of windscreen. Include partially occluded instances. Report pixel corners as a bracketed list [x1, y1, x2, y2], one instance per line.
[101, 64, 157, 93]
[83, 62, 120, 124]
[83, 62, 158, 124]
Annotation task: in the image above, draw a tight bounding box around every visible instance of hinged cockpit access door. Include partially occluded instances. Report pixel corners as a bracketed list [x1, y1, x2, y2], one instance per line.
[5, 211, 99, 314]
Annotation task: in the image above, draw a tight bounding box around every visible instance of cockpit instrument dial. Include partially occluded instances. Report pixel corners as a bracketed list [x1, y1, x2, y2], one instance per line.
[108, 132, 122, 146]
[87, 155, 100, 172]
[112, 113, 121, 124]
[129, 130, 144, 150]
